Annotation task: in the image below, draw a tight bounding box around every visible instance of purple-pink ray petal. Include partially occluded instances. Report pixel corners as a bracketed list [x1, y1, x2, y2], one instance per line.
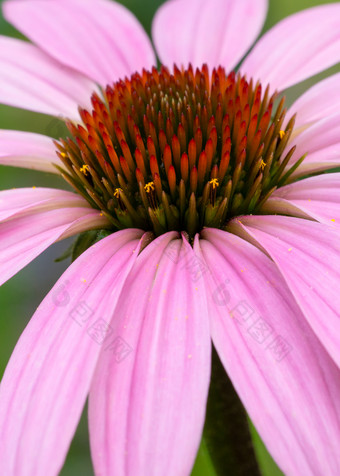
[0, 35, 96, 118]
[0, 229, 144, 476]
[0, 130, 61, 173]
[152, 0, 267, 72]
[241, 4, 340, 91]
[89, 234, 211, 476]
[287, 73, 340, 129]
[287, 113, 340, 178]
[262, 173, 340, 227]
[3, 0, 156, 86]
[231, 215, 340, 370]
[0, 207, 109, 286]
[0, 187, 88, 222]
[197, 228, 340, 475]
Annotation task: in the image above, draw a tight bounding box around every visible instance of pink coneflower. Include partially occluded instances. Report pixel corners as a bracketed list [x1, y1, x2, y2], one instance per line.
[1, 0, 340, 475]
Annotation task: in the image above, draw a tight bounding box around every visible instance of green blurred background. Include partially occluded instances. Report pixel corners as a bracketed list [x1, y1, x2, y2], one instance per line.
[0, 0, 339, 474]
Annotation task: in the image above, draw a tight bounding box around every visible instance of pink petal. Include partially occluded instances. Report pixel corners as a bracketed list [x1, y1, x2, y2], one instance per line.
[4, 0, 156, 86]
[89, 234, 211, 476]
[262, 173, 340, 227]
[231, 215, 340, 370]
[152, 0, 267, 71]
[287, 73, 340, 129]
[272, 173, 340, 201]
[0, 130, 61, 173]
[288, 113, 340, 177]
[197, 228, 340, 475]
[0, 187, 89, 222]
[0, 35, 96, 118]
[241, 4, 340, 91]
[0, 229, 144, 476]
[0, 207, 109, 286]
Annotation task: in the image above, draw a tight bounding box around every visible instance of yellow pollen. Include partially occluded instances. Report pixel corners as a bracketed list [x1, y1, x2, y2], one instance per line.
[144, 181, 155, 193]
[288, 247, 292, 252]
[209, 178, 219, 189]
[279, 130, 286, 140]
[61, 152, 67, 158]
[114, 188, 123, 198]
[80, 164, 90, 175]
[331, 219, 335, 222]
[259, 159, 266, 171]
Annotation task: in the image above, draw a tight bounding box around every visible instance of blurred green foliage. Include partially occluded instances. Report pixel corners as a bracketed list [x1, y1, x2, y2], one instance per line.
[0, 0, 339, 475]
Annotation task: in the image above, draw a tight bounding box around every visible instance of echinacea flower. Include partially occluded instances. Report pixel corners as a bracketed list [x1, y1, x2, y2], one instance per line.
[1, 0, 340, 475]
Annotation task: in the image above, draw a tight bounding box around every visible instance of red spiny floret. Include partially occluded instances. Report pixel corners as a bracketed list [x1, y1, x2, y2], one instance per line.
[57, 64, 299, 238]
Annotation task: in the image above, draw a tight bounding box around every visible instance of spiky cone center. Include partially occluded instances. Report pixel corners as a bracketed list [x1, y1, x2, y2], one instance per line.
[56, 64, 302, 239]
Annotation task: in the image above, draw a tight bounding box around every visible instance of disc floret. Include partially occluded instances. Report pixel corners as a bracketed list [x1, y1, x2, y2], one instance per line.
[55, 64, 301, 238]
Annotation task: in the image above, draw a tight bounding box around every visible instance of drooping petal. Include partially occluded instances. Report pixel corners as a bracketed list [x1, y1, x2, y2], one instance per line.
[0, 35, 96, 118]
[0, 130, 61, 173]
[3, 0, 156, 86]
[241, 4, 340, 91]
[230, 215, 340, 370]
[0, 229, 144, 476]
[287, 113, 340, 177]
[89, 235, 211, 476]
[262, 173, 340, 227]
[287, 73, 340, 129]
[196, 228, 340, 476]
[0, 207, 109, 286]
[152, 0, 267, 71]
[0, 187, 89, 222]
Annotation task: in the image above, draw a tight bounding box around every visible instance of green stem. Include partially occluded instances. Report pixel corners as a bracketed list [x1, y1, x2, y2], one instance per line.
[203, 347, 262, 476]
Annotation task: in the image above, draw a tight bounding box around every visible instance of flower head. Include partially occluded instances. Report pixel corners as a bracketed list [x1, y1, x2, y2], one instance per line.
[1, 1, 340, 476]
[57, 65, 299, 238]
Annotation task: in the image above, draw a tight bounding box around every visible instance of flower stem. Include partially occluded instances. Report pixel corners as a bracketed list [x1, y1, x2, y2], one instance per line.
[203, 347, 262, 476]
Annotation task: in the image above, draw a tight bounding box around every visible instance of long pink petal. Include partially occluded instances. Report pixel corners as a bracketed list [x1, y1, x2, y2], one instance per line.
[152, 0, 267, 71]
[287, 113, 340, 177]
[0, 35, 96, 118]
[271, 173, 340, 201]
[231, 215, 340, 370]
[287, 73, 340, 129]
[0, 229, 144, 476]
[89, 234, 211, 476]
[0, 207, 109, 286]
[197, 228, 340, 475]
[262, 173, 340, 227]
[241, 4, 340, 91]
[4, 0, 156, 86]
[0, 187, 89, 222]
[0, 130, 61, 173]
